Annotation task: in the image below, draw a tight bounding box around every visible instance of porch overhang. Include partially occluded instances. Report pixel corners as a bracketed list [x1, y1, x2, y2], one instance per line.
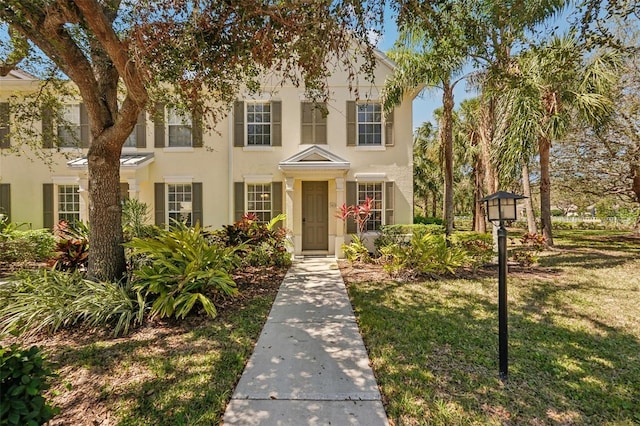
[67, 153, 155, 170]
[278, 145, 350, 172]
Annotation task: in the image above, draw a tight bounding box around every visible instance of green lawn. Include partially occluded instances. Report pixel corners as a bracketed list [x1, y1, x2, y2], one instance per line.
[344, 230, 640, 425]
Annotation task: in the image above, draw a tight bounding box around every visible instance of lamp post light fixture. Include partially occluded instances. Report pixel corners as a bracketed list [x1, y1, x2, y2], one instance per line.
[480, 191, 526, 382]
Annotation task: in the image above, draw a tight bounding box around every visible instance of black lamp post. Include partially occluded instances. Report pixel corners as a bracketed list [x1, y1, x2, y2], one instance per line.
[480, 191, 526, 382]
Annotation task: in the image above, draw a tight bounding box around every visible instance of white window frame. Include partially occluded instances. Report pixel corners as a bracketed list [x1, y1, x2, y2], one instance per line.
[356, 102, 383, 146]
[167, 183, 193, 226]
[58, 104, 82, 148]
[357, 182, 384, 231]
[246, 101, 271, 146]
[56, 184, 81, 223]
[246, 182, 272, 223]
[167, 107, 193, 148]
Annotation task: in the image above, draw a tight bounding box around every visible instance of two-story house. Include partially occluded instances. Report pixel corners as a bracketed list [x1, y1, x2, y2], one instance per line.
[0, 51, 415, 257]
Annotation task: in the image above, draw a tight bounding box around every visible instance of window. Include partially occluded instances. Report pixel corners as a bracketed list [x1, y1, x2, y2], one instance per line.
[301, 102, 327, 144]
[58, 184, 80, 223]
[58, 104, 82, 148]
[357, 182, 383, 231]
[247, 183, 272, 223]
[167, 183, 192, 225]
[167, 108, 192, 147]
[357, 103, 382, 146]
[247, 103, 271, 146]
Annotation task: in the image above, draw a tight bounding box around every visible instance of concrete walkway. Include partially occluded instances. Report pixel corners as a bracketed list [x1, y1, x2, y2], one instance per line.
[223, 258, 388, 425]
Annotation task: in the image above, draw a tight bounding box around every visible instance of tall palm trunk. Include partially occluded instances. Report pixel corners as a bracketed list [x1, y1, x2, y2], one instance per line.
[521, 162, 537, 234]
[539, 136, 554, 246]
[632, 163, 640, 236]
[473, 156, 486, 233]
[442, 79, 455, 236]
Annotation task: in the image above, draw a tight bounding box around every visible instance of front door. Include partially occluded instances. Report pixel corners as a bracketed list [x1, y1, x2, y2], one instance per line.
[302, 181, 328, 251]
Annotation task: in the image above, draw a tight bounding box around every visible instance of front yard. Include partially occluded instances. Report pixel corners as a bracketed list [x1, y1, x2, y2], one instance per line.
[342, 230, 640, 425]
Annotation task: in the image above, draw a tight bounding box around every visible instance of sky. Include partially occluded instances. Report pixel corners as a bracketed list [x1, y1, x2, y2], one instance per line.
[376, 6, 577, 131]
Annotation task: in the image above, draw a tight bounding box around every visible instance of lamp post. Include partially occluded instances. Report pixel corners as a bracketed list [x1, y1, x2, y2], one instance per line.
[480, 191, 526, 382]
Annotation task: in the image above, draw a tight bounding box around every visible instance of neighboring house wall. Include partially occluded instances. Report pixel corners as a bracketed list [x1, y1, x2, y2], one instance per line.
[0, 52, 414, 257]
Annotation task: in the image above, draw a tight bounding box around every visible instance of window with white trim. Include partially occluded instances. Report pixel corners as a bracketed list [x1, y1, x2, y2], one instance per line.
[357, 102, 382, 146]
[57, 184, 80, 223]
[167, 183, 193, 225]
[247, 102, 271, 146]
[58, 104, 81, 148]
[357, 182, 383, 231]
[167, 108, 192, 147]
[247, 183, 272, 223]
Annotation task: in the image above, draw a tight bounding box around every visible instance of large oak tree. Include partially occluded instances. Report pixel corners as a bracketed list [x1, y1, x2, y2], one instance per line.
[0, 0, 383, 281]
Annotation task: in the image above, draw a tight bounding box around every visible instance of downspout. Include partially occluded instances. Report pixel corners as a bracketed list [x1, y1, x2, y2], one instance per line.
[228, 105, 234, 224]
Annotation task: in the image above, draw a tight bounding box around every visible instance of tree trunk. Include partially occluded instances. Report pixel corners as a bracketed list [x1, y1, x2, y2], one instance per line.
[87, 140, 126, 281]
[539, 136, 554, 246]
[473, 157, 486, 233]
[442, 80, 455, 236]
[521, 162, 537, 234]
[632, 163, 640, 236]
[431, 190, 437, 218]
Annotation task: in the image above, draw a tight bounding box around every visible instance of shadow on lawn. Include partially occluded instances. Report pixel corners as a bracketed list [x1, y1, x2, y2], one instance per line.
[349, 279, 640, 425]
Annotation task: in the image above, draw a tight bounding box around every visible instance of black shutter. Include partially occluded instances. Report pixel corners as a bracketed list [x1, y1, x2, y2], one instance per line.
[120, 183, 130, 203]
[80, 103, 90, 148]
[136, 111, 146, 148]
[385, 181, 395, 225]
[43, 183, 54, 229]
[0, 183, 10, 221]
[385, 108, 394, 147]
[346, 101, 356, 146]
[154, 182, 165, 226]
[316, 103, 327, 144]
[346, 181, 357, 234]
[192, 182, 203, 226]
[301, 102, 313, 144]
[154, 103, 165, 148]
[271, 101, 281, 146]
[233, 101, 244, 147]
[0, 102, 9, 149]
[42, 106, 54, 148]
[234, 182, 244, 222]
[271, 182, 283, 227]
[192, 110, 203, 148]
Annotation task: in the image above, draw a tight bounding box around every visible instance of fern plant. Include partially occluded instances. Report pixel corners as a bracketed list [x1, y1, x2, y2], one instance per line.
[125, 221, 239, 319]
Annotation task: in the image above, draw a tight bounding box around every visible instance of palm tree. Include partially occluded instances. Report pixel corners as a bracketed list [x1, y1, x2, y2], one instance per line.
[498, 34, 620, 245]
[413, 122, 443, 218]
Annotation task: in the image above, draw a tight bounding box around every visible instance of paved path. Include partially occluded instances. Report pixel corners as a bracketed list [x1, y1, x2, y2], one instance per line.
[224, 258, 388, 425]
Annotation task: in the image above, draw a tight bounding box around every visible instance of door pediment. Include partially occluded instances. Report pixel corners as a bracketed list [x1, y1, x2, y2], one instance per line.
[279, 145, 350, 171]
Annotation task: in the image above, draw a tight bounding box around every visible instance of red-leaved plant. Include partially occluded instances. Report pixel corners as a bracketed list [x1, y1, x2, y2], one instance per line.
[336, 197, 375, 240]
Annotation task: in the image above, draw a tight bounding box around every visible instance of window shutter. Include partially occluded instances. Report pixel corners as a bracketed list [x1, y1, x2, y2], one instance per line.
[385, 181, 395, 225]
[192, 109, 203, 148]
[154, 182, 165, 226]
[271, 182, 283, 227]
[120, 182, 130, 203]
[0, 183, 10, 222]
[234, 182, 244, 222]
[301, 102, 313, 144]
[42, 106, 54, 148]
[233, 101, 244, 147]
[346, 101, 356, 146]
[192, 182, 203, 225]
[154, 103, 165, 148]
[316, 104, 327, 144]
[271, 100, 281, 147]
[385, 108, 394, 147]
[43, 183, 54, 229]
[0, 102, 9, 149]
[346, 181, 357, 234]
[136, 111, 146, 148]
[80, 103, 90, 148]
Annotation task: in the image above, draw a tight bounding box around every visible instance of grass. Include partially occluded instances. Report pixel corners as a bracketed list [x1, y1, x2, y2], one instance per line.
[0, 267, 285, 425]
[344, 229, 640, 425]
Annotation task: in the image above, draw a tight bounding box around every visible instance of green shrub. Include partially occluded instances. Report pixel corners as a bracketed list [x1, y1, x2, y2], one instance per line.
[0, 230, 55, 264]
[450, 232, 494, 267]
[122, 199, 159, 241]
[213, 213, 290, 267]
[342, 235, 371, 263]
[374, 225, 410, 251]
[0, 345, 59, 426]
[0, 270, 145, 337]
[126, 221, 239, 319]
[414, 215, 444, 225]
[380, 233, 468, 277]
[52, 221, 89, 272]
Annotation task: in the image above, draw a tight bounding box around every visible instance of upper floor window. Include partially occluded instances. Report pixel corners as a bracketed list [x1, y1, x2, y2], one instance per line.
[153, 104, 202, 149]
[233, 100, 281, 148]
[357, 103, 382, 146]
[247, 103, 271, 146]
[58, 104, 83, 148]
[123, 111, 146, 148]
[167, 108, 192, 147]
[301, 102, 327, 144]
